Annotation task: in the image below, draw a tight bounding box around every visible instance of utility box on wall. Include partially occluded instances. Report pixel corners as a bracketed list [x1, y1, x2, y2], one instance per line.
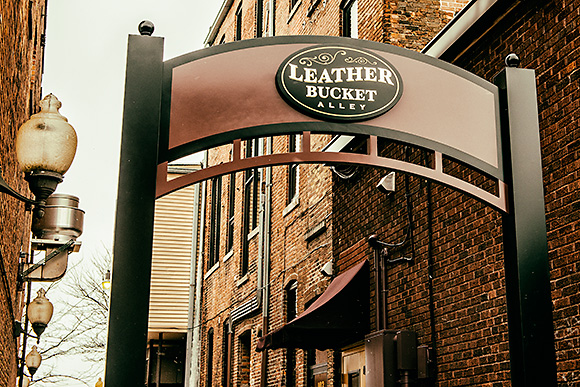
[365, 330, 428, 386]
[365, 330, 398, 386]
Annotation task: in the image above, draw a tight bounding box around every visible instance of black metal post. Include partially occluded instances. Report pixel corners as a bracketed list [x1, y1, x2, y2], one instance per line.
[104, 26, 164, 386]
[17, 282, 32, 387]
[494, 63, 557, 386]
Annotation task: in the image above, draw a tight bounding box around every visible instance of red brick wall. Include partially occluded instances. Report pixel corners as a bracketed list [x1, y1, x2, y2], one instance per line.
[446, 1, 580, 384]
[332, 141, 511, 385]
[0, 0, 46, 385]
[199, 1, 474, 386]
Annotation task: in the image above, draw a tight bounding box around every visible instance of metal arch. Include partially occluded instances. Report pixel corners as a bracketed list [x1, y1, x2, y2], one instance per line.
[156, 131, 508, 213]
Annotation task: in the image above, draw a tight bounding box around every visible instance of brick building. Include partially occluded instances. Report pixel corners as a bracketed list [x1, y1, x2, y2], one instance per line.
[0, 1, 48, 386]
[176, 0, 578, 386]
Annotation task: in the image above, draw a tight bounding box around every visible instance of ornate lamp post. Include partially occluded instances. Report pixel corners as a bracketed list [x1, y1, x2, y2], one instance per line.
[0, 94, 82, 387]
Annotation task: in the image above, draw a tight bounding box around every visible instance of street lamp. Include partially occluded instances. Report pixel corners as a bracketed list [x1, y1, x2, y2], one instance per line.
[16, 94, 77, 211]
[102, 270, 112, 290]
[0, 93, 77, 214]
[0, 94, 82, 387]
[25, 345, 41, 378]
[26, 288, 54, 341]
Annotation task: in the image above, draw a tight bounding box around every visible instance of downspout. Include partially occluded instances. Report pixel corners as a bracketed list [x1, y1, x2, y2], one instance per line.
[184, 169, 203, 386]
[260, 137, 273, 387]
[188, 151, 208, 387]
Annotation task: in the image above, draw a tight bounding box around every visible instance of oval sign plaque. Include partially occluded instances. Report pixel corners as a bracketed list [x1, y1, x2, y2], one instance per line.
[276, 45, 403, 122]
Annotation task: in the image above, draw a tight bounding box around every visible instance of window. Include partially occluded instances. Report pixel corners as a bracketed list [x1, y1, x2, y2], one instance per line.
[219, 34, 226, 44]
[241, 139, 260, 276]
[206, 328, 214, 387]
[239, 331, 251, 387]
[288, 135, 299, 204]
[222, 320, 232, 387]
[256, 0, 263, 38]
[286, 281, 298, 387]
[226, 173, 236, 254]
[305, 296, 328, 386]
[235, 2, 243, 41]
[342, 0, 358, 38]
[289, 0, 301, 22]
[208, 176, 222, 269]
[146, 335, 186, 386]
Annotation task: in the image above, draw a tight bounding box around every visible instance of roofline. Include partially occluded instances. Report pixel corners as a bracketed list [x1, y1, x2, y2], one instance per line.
[204, 0, 235, 46]
[422, 0, 501, 58]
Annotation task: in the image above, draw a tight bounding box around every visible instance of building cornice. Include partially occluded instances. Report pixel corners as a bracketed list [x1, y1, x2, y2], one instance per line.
[204, 0, 235, 46]
[422, 0, 530, 60]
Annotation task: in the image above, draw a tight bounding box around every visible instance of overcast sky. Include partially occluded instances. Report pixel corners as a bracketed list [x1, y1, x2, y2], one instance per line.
[42, 0, 223, 258]
[38, 2, 222, 384]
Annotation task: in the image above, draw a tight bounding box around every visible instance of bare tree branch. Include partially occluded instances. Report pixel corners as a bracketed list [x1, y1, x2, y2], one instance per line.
[26, 249, 111, 386]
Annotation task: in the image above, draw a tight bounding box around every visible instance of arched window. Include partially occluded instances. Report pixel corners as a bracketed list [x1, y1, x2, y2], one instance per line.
[238, 330, 252, 386]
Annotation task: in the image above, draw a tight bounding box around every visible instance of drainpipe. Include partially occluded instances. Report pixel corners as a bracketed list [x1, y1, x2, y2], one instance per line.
[187, 152, 208, 387]
[184, 168, 203, 386]
[260, 137, 273, 387]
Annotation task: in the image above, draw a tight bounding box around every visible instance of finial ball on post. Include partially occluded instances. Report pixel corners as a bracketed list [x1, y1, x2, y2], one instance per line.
[505, 53, 520, 68]
[138, 20, 155, 36]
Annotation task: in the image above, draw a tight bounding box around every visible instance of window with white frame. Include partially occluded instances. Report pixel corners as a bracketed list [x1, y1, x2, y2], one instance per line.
[342, 0, 358, 38]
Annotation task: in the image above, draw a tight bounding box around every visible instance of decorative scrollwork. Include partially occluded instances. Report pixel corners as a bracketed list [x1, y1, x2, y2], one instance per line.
[299, 50, 346, 66]
[345, 56, 378, 65]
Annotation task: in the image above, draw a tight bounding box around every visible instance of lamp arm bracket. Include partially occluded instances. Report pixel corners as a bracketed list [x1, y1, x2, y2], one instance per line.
[21, 239, 75, 280]
[0, 167, 37, 206]
[13, 320, 39, 340]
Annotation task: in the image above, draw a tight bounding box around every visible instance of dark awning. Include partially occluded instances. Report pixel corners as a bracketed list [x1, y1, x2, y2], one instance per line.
[256, 260, 369, 351]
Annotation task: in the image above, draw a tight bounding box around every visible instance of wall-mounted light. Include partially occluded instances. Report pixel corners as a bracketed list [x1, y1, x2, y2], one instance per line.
[320, 259, 333, 277]
[377, 171, 396, 195]
[26, 288, 54, 341]
[16, 94, 77, 211]
[0, 94, 83, 387]
[13, 288, 53, 384]
[25, 345, 41, 378]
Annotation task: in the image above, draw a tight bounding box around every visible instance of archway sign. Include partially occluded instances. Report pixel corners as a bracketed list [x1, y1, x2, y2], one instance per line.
[105, 30, 556, 386]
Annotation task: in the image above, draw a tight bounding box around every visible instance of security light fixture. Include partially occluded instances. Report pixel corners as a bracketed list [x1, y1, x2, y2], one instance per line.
[377, 171, 396, 194]
[320, 259, 334, 277]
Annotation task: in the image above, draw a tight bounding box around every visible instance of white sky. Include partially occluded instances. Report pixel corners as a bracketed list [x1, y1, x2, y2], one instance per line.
[42, 0, 223, 257]
[38, 1, 223, 385]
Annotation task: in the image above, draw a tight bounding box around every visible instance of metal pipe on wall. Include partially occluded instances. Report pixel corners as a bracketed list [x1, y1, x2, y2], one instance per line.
[184, 172, 203, 386]
[187, 152, 208, 387]
[259, 137, 273, 387]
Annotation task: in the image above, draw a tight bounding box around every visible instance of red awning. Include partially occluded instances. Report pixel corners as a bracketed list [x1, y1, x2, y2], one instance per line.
[256, 260, 369, 351]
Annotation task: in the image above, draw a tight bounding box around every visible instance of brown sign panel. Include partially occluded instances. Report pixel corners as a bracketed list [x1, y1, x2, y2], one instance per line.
[276, 45, 403, 121]
[162, 36, 502, 182]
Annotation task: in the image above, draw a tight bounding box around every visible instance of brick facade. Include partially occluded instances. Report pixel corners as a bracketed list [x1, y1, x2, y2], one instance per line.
[0, 1, 47, 385]
[443, 2, 580, 384]
[196, 1, 476, 387]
